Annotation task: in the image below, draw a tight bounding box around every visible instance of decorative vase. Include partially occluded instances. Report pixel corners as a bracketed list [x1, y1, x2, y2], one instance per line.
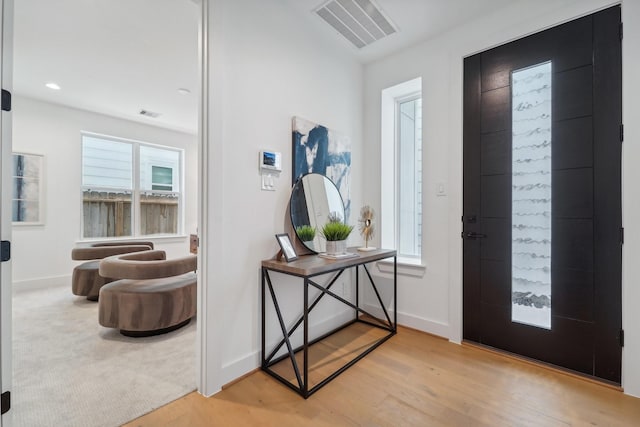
[325, 240, 347, 255]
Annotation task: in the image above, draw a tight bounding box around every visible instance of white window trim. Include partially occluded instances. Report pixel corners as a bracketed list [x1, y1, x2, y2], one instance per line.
[80, 131, 185, 239]
[395, 93, 422, 259]
[376, 258, 426, 278]
[381, 77, 423, 263]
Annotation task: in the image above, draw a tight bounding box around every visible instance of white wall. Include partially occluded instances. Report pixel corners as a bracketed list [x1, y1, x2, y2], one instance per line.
[363, 0, 640, 396]
[203, 0, 363, 394]
[11, 96, 198, 287]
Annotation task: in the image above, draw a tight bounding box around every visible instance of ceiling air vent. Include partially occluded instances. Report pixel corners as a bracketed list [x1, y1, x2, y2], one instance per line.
[139, 109, 161, 118]
[316, 0, 397, 49]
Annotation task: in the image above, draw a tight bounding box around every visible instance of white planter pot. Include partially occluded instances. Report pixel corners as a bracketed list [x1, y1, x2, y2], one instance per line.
[325, 240, 347, 255]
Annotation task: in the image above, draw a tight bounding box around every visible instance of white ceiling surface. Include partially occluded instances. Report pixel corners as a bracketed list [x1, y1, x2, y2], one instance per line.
[13, 0, 514, 134]
[285, 0, 514, 64]
[13, 0, 200, 134]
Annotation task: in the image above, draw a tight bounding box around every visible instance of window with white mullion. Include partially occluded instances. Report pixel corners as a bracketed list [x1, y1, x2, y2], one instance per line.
[381, 78, 423, 265]
[81, 133, 183, 239]
[396, 93, 422, 259]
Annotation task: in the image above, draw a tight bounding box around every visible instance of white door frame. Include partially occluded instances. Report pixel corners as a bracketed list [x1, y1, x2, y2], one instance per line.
[196, 0, 209, 395]
[0, 0, 13, 425]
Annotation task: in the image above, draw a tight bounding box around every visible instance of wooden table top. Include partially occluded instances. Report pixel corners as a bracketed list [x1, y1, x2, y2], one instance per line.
[262, 248, 396, 277]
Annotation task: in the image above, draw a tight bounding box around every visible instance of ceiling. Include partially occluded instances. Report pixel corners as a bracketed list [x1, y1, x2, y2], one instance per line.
[13, 0, 200, 134]
[13, 0, 513, 134]
[284, 0, 513, 63]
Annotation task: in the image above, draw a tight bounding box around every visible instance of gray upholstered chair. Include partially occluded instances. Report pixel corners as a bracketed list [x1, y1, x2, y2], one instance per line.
[71, 241, 154, 301]
[98, 250, 197, 337]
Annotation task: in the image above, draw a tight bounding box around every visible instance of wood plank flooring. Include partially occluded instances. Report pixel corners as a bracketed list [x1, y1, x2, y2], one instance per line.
[124, 326, 640, 426]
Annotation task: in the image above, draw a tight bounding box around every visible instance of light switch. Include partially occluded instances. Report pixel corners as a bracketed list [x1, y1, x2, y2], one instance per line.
[436, 182, 446, 196]
[261, 174, 276, 191]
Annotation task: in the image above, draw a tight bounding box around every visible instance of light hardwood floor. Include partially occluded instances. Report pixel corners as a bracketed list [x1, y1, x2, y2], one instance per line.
[125, 325, 640, 426]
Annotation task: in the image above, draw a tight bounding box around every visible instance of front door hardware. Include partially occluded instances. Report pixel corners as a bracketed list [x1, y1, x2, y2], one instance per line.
[0, 240, 9, 262]
[1, 391, 10, 414]
[463, 232, 487, 240]
[619, 22, 623, 40]
[1, 89, 10, 112]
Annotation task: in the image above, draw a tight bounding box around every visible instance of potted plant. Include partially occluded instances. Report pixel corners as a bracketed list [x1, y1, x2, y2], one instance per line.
[295, 225, 316, 249]
[320, 213, 354, 255]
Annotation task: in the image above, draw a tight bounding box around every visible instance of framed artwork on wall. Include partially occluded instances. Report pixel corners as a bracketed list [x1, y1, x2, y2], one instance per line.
[12, 152, 44, 225]
[292, 116, 352, 220]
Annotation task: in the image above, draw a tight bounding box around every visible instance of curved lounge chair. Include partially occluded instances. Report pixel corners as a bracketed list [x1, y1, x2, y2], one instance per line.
[98, 250, 197, 337]
[71, 241, 154, 301]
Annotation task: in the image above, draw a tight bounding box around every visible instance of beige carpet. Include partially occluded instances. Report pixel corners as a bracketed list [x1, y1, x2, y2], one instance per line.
[12, 281, 196, 427]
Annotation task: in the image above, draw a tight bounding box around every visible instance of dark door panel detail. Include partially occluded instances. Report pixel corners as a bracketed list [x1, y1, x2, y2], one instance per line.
[480, 87, 510, 133]
[553, 168, 593, 218]
[554, 66, 593, 121]
[481, 131, 511, 176]
[553, 117, 593, 170]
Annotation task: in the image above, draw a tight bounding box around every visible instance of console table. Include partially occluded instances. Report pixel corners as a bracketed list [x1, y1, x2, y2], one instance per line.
[261, 248, 397, 398]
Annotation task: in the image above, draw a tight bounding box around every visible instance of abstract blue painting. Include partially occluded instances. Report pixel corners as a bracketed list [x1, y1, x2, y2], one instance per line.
[292, 116, 352, 220]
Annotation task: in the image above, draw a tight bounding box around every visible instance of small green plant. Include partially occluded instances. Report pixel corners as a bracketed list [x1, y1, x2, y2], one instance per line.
[295, 225, 316, 242]
[320, 214, 353, 241]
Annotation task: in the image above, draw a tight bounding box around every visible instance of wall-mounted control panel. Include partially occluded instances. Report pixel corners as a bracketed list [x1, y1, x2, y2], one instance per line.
[259, 150, 282, 172]
[259, 150, 281, 191]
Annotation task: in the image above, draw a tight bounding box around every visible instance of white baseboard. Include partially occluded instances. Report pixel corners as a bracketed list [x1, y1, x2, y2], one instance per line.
[362, 302, 450, 339]
[220, 306, 451, 388]
[12, 275, 71, 294]
[221, 309, 355, 387]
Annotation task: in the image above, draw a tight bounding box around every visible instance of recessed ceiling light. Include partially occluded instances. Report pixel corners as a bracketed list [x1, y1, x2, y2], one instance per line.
[177, 88, 191, 95]
[139, 109, 161, 118]
[45, 82, 61, 90]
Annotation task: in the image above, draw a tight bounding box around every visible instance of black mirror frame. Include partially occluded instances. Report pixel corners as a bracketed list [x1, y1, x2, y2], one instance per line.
[289, 173, 345, 254]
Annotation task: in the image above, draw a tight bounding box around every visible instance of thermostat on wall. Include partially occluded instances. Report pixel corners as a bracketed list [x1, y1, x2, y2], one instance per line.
[259, 150, 282, 172]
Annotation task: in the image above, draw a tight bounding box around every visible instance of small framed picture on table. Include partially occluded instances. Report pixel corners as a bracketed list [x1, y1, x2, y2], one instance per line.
[275, 233, 298, 262]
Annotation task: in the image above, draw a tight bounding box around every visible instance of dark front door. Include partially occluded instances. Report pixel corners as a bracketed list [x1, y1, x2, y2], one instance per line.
[463, 6, 622, 383]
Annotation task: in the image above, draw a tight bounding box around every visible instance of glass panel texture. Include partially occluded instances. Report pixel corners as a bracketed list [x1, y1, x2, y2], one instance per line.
[398, 97, 423, 258]
[82, 136, 132, 189]
[140, 145, 180, 191]
[511, 62, 552, 329]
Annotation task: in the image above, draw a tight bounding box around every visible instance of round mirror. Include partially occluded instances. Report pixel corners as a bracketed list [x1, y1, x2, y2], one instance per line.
[290, 173, 345, 253]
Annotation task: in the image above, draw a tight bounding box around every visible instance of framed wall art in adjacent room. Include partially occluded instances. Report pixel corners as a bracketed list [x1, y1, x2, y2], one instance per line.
[12, 152, 44, 225]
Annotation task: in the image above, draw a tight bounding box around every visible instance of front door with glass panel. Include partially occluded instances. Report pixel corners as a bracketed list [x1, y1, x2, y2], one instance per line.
[462, 6, 622, 383]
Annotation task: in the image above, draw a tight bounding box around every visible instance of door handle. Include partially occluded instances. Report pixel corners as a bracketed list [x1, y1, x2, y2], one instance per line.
[462, 232, 487, 239]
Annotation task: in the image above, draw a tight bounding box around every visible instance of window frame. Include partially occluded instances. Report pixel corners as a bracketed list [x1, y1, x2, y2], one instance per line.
[380, 77, 424, 269]
[151, 165, 174, 191]
[395, 92, 422, 260]
[80, 132, 185, 240]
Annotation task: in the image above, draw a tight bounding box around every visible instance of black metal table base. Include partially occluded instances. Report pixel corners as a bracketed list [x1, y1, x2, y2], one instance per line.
[261, 256, 397, 398]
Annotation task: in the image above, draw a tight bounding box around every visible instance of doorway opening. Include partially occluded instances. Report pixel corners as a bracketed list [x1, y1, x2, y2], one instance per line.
[8, 0, 204, 425]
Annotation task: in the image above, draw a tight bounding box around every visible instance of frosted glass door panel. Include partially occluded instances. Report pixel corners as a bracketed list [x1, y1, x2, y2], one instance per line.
[511, 62, 552, 329]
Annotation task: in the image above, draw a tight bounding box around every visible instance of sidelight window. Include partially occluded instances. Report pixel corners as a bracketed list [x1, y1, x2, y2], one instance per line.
[381, 77, 423, 263]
